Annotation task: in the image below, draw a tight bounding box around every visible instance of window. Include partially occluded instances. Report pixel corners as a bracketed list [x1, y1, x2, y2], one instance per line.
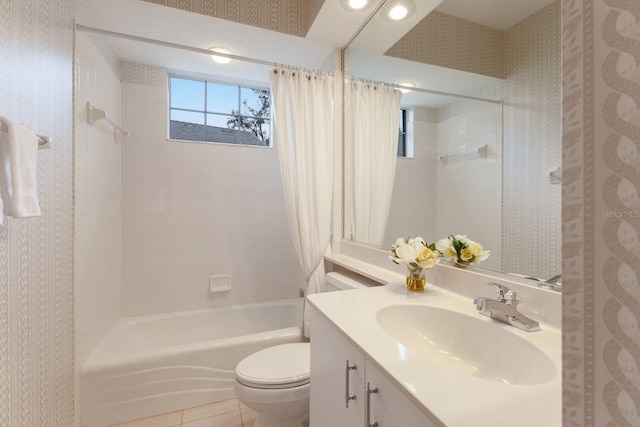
[169, 76, 271, 147]
[397, 108, 407, 157]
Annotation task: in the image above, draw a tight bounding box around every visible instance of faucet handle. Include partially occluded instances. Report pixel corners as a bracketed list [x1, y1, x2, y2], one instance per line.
[505, 290, 519, 306]
[487, 282, 511, 302]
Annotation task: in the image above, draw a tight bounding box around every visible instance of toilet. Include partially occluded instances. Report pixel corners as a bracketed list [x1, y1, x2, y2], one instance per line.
[234, 343, 310, 427]
[234, 272, 373, 427]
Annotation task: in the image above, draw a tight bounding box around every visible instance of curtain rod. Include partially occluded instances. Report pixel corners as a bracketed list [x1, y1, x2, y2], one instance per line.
[77, 24, 500, 105]
[394, 85, 502, 104]
[345, 76, 502, 104]
[76, 24, 300, 70]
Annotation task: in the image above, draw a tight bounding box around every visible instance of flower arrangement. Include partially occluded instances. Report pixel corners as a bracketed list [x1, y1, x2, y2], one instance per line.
[390, 237, 440, 270]
[436, 234, 490, 265]
[390, 237, 440, 292]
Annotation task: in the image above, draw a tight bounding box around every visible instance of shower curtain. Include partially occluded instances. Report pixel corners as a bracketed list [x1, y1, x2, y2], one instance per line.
[270, 68, 334, 337]
[349, 80, 402, 246]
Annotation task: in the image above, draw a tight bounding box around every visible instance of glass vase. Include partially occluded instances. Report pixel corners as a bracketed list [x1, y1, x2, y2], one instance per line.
[406, 266, 426, 292]
[454, 260, 471, 268]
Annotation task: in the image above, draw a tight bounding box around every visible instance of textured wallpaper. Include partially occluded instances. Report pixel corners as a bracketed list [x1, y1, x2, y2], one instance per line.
[0, 0, 75, 426]
[597, 0, 640, 423]
[141, 0, 323, 37]
[120, 60, 168, 87]
[502, 1, 562, 281]
[385, 11, 505, 79]
[563, 0, 640, 425]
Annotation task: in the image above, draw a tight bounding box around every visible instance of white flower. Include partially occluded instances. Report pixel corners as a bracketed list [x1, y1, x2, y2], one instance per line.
[407, 236, 425, 247]
[389, 236, 439, 270]
[394, 242, 419, 264]
[436, 235, 490, 264]
[475, 249, 491, 263]
[436, 237, 457, 262]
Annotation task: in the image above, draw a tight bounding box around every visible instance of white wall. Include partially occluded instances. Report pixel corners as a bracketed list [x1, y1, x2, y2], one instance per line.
[383, 108, 438, 248]
[74, 34, 123, 370]
[120, 66, 305, 316]
[436, 103, 502, 272]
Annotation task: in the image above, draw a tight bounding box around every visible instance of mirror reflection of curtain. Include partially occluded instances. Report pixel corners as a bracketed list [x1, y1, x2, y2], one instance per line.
[348, 80, 402, 246]
[270, 68, 334, 337]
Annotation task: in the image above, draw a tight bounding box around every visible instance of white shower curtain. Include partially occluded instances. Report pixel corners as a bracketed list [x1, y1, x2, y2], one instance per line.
[349, 80, 402, 246]
[270, 68, 334, 337]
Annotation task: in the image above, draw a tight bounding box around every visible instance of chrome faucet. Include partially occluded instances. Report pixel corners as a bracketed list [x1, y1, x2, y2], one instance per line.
[539, 274, 562, 291]
[473, 282, 541, 332]
[545, 274, 561, 285]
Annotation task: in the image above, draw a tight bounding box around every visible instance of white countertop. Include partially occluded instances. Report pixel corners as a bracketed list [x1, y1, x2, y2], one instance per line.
[308, 279, 562, 427]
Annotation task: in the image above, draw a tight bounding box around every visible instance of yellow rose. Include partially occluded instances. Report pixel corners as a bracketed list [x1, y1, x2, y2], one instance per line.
[445, 247, 456, 258]
[416, 247, 436, 269]
[460, 248, 473, 262]
[468, 242, 482, 256]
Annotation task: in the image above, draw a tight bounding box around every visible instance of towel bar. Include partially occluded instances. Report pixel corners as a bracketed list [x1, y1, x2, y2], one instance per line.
[86, 102, 129, 142]
[439, 144, 488, 166]
[0, 120, 52, 149]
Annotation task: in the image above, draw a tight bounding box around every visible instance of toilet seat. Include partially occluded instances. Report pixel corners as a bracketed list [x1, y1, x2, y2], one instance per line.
[236, 343, 310, 389]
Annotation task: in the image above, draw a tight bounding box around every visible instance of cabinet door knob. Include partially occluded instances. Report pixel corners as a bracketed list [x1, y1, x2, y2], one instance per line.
[345, 360, 357, 408]
[365, 381, 379, 427]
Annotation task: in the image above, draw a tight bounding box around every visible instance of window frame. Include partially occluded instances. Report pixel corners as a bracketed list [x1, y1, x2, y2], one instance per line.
[168, 75, 272, 147]
[398, 108, 408, 157]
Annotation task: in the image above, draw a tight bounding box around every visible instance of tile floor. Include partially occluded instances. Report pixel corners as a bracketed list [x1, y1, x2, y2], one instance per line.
[111, 399, 255, 427]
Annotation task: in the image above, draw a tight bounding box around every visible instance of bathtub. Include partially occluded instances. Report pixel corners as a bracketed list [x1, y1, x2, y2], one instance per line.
[80, 298, 303, 426]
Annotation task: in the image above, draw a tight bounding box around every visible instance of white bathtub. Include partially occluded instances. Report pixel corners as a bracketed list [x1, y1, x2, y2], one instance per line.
[80, 298, 303, 426]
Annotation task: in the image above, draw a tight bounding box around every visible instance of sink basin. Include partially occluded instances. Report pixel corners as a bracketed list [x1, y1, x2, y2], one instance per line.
[376, 305, 556, 385]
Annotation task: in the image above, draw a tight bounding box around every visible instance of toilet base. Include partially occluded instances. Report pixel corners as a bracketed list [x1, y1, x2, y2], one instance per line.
[234, 380, 309, 427]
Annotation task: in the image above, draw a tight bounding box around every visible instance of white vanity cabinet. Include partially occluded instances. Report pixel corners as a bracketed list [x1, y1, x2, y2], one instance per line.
[365, 361, 437, 427]
[310, 306, 437, 427]
[310, 305, 365, 426]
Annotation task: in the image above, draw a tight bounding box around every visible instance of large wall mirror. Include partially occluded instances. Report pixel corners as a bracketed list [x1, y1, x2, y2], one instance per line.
[343, 0, 561, 284]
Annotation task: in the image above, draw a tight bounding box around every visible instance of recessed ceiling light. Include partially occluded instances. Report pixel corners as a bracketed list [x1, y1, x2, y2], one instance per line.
[389, 5, 408, 20]
[348, 0, 368, 9]
[381, 0, 416, 22]
[209, 47, 233, 64]
[340, 0, 370, 12]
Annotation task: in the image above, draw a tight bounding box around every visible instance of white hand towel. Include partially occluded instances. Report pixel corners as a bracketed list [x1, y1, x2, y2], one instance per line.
[0, 117, 41, 222]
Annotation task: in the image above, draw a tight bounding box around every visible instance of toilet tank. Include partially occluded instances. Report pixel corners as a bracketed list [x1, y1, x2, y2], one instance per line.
[325, 271, 377, 292]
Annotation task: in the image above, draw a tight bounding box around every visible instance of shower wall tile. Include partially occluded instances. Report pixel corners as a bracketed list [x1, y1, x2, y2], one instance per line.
[121, 78, 305, 316]
[435, 103, 503, 273]
[74, 33, 123, 370]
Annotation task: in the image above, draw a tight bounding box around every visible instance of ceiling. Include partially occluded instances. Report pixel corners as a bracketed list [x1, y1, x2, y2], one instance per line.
[346, 0, 558, 107]
[81, 0, 373, 87]
[81, 0, 557, 106]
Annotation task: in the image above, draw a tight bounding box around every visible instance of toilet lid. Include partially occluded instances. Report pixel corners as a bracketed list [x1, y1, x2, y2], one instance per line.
[236, 343, 310, 389]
